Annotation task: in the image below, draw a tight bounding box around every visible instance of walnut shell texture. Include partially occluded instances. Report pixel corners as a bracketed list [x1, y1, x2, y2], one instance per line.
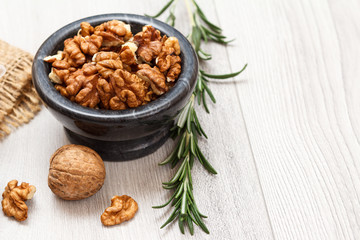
[48, 144, 106, 200]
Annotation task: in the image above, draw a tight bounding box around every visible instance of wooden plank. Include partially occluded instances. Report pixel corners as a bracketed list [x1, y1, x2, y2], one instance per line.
[216, 0, 360, 239]
[0, 0, 274, 239]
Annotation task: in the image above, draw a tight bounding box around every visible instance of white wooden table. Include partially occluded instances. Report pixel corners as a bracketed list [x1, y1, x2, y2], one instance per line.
[1, 0, 360, 239]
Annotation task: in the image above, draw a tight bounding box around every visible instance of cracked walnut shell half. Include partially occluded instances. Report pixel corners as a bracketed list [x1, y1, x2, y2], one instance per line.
[44, 20, 182, 110]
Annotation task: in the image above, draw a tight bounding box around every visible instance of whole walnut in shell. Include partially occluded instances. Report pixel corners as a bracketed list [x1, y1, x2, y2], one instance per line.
[48, 144, 106, 200]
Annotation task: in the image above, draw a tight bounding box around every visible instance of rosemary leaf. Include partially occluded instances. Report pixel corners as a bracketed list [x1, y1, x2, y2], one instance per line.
[145, 0, 175, 18]
[152, 192, 175, 208]
[179, 217, 185, 234]
[159, 144, 179, 165]
[200, 63, 248, 79]
[187, 215, 195, 235]
[203, 82, 216, 103]
[192, 0, 222, 33]
[201, 92, 209, 113]
[160, 208, 180, 229]
[191, 26, 201, 52]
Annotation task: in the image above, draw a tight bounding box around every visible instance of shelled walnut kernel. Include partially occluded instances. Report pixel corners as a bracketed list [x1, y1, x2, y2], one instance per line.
[44, 20, 182, 110]
[101, 195, 138, 226]
[1, 180, 36, 221]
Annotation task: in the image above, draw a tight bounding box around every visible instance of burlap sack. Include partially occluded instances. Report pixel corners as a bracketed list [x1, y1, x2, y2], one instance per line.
[0, 40, 41, 139]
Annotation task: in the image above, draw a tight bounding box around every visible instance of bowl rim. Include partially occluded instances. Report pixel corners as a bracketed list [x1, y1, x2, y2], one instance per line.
[32, 13, 198, 123]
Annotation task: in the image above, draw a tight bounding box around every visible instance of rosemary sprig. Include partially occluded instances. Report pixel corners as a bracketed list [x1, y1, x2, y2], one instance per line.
[153, 94, 216, 235]
[147, 0, 247, 235]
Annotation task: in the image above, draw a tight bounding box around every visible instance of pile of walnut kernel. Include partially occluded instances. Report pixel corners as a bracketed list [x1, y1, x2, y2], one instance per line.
[44, 20, 182, 110]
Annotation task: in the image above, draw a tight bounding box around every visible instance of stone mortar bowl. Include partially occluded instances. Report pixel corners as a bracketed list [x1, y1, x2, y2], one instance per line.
[32, 13, 198, 161]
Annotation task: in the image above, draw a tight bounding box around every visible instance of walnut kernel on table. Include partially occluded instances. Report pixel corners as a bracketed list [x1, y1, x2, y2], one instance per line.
[48, 144, 106, 200]
[101, 195, 138, 226]
[2, 180, 36, 221]
[44, 20, 182, 110]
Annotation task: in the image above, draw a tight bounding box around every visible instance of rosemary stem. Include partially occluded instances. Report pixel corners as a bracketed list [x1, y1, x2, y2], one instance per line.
[186, 131, 191, 144]
[189, 93, 195, 108]
[180, 173, 188, 216]
[184, 0, 195, 27]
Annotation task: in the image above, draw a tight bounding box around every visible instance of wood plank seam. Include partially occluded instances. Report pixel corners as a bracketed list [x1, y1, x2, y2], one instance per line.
[211, 0, 277, 239]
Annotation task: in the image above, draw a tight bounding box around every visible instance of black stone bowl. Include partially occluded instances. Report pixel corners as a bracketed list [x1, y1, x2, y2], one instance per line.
[32, 13, 198, 161]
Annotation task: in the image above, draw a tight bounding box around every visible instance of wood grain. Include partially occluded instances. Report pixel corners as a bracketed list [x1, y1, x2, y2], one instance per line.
[1, 0, 360, 239]
[216, 0, 360, 239]
[0, 0, 274, 239]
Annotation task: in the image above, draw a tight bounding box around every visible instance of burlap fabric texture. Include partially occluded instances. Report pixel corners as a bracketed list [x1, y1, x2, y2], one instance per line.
[0, 40, 41, 139]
